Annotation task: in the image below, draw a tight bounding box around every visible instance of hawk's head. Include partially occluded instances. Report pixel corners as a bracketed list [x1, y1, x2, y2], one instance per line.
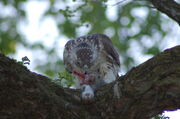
[64, 35, 99, 70]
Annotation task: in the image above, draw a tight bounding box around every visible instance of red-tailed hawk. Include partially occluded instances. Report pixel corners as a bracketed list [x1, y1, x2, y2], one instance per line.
[63, 34, 120, 101]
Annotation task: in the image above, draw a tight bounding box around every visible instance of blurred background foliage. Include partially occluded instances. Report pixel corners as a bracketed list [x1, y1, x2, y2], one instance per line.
[0, 0, 179, 77]
[0, 0, 179, 118]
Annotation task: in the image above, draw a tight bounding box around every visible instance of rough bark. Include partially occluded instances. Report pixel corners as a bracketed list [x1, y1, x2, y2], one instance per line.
[147, 0, 180, 25]
[0, 46, 180, 119]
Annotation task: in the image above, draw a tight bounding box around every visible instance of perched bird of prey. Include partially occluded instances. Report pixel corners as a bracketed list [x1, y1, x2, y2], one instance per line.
[63, 34, 120, 101]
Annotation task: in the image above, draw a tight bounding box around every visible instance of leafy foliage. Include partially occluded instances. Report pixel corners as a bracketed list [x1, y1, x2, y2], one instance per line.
[17, 56, 30, 65]
[153, 114, 169, 119]
[53, 70, 74, 87]
[0, 0, 176, 76]
[0, 0, 26, 54]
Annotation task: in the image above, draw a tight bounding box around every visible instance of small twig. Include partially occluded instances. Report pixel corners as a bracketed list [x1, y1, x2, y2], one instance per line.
[111, 0, 129, 6]
[143, 5, 156, 8]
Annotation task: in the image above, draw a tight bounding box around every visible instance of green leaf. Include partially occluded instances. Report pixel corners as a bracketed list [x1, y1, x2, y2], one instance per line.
[53, 70, 74, 87]
[145, 46, 160, 55]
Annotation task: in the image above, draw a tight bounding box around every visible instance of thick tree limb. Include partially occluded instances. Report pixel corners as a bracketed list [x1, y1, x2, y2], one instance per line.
[0, 46, 180, 119]
[147, 0, 180, 25]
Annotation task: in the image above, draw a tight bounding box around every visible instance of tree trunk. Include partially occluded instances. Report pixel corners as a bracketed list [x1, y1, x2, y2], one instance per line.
[147, 0, 180, 25]
[0, 46, 180, 119]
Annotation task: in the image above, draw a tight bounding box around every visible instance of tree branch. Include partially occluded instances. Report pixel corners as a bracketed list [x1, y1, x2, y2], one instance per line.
[147, 0, 180, 25]
[0, 45, 180, 119]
